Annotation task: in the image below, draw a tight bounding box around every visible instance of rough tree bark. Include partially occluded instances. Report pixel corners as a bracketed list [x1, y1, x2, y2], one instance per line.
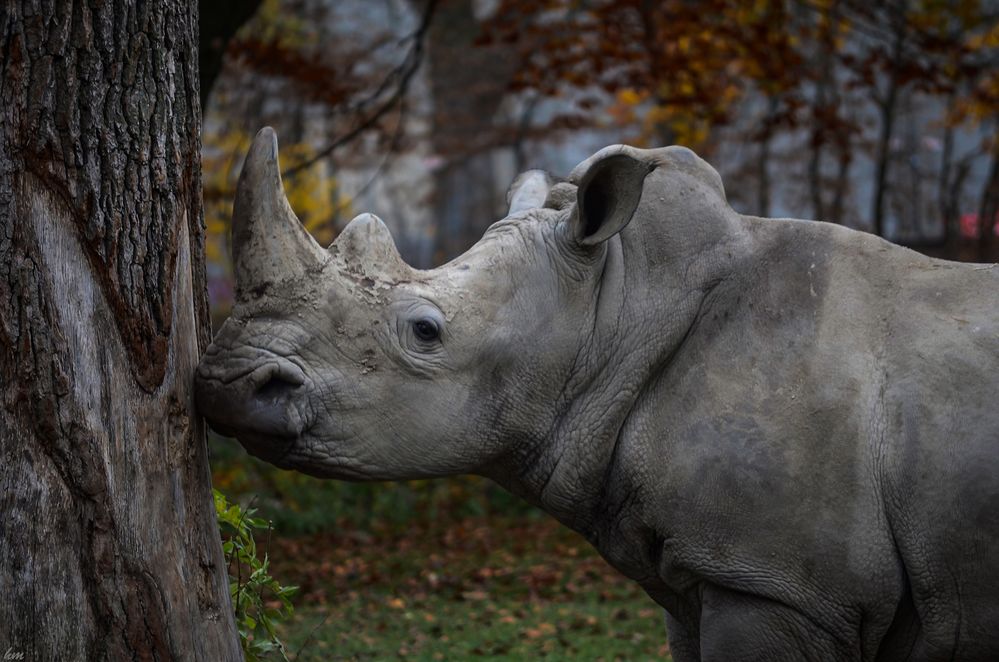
[0, 2, 241, 660]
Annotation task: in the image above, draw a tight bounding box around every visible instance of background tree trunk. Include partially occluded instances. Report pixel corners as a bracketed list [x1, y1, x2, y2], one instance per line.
[427, 0, 516, 263]
[870, 4, 907, 239]
[0, 2, 241, 660]
[198, 0, 263, 108]
[977, 131, 999, 262]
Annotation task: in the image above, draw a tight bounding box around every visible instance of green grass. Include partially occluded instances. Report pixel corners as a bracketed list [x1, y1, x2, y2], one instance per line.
[209, 434, 538, 535]
[210, 435, 672, 659]
[265, 516, 672, 660]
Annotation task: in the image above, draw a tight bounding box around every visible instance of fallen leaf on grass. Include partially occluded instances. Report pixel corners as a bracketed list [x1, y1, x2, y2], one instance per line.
[461, 589, 489, 601]
[523, 622, 557, 639]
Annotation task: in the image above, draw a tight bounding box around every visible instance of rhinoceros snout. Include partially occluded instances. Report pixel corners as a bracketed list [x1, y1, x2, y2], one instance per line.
[195, 355, 310, 461]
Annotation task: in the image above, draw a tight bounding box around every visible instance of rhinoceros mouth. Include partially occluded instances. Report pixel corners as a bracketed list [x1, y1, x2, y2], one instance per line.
[230, 427, 300, 468]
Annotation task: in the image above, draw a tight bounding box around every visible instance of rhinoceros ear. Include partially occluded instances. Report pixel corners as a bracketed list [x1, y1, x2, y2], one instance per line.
[568, 147, 655, 246]
[506, 169, 555, 215]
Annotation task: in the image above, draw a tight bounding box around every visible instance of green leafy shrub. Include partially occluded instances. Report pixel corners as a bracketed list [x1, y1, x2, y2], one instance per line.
[215, 489, 298, 661]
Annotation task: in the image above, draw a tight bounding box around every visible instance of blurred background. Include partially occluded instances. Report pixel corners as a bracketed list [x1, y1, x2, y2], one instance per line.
[201, 1, 999, 658]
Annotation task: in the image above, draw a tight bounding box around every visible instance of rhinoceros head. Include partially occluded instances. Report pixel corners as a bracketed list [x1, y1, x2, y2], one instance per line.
[196, 127, 730, 481]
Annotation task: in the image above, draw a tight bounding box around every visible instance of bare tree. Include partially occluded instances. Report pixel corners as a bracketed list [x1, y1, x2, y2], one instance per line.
[977, 117, 999, 260]
[869, 4, 908, 238]
[428, 0, 518, 261]
[0, 2, 241, 659]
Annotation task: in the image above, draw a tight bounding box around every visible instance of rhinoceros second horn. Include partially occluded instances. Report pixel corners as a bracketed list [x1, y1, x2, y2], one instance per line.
[331, 212, 412, 281]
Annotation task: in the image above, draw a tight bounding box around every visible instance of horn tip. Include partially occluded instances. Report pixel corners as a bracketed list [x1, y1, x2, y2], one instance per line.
[249, 126, 279, 164]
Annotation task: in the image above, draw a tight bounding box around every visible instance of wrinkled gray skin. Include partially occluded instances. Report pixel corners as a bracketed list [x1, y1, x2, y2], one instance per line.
[197, 127, 999, 661]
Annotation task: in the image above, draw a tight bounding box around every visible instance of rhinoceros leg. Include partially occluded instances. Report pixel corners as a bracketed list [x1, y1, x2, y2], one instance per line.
[665, 612, 701, 662]
[698, 585, 853, 661]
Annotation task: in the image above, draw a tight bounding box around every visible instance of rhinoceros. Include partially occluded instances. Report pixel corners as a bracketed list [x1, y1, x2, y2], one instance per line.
[196, 127, 999, 661]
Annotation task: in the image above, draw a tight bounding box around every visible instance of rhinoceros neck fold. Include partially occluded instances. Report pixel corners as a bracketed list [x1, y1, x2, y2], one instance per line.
[485, 222, 748, 540]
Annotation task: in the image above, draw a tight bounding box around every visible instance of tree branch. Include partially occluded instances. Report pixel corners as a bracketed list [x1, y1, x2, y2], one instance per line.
[281, 0, 438, 177]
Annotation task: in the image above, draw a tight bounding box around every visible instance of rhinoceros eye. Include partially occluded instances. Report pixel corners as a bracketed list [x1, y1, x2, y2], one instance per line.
[412, 318, 440, 342]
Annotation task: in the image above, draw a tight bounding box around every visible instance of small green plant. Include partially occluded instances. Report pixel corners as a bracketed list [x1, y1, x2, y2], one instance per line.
[214, 488, 298, 661]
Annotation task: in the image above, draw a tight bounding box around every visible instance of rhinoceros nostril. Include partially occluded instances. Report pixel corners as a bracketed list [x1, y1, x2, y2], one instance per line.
[249, 359, 305, 399]
[255, 373, 301, 401]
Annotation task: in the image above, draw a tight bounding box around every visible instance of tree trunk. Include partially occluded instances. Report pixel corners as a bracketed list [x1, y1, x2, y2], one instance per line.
[871, 84, 899, 238]
[938, 105, 957, 243]
[807, 0, 838, 223]
[830, 145, 851, 226]
[198, 0, 263, 108]
[808, 109, 828, 222]
[871, 7, 906, 238]
[427, 0, 515, 262]
[756, 96, 777, 218]
[0, 2, 241, 660]
[639, 0, 677, 147]
[978, 137, 999, 262]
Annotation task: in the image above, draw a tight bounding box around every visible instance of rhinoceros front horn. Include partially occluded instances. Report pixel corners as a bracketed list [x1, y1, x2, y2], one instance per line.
[231, 127, 327, 301]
